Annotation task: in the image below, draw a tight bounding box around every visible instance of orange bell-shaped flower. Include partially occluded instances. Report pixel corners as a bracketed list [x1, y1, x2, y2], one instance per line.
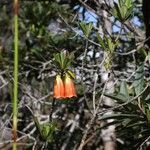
[64, 74, 77, 98]
[53, 75, 65, 99]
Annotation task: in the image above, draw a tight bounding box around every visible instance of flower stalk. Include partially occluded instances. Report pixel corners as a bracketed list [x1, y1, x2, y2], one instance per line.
[13, 0, 19, 149]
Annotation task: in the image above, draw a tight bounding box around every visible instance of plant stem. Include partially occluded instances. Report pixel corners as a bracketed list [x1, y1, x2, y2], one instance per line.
[13, 0, 19, 149]
[49, 98, 56, 122]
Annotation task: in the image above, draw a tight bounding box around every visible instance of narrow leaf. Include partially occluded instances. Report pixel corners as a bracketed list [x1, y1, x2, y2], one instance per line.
[119, 81, 129, 99]
[132, 63, 144, 96]
[99, 114, 139, 121]
[97, 33, 107, 51]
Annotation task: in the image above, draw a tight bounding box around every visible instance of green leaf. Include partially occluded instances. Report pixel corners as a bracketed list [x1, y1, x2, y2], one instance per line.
[146, 52, 150, 63]
[112, 0, 133, 21]
[53, 53, 61, 68]
[104, 93, 129, 103]
[98, 120, 121, 130]
[86, 22, 93, 37]
[79, 22, 93, 38]
[53, 51, 75, 71]
[96, 33, 107, 51]
[132, 63, 144, 96]
[146, 104, 150, 124]
[99, 114, 139, 121]
[63, 58, 69, 70]
[142, 86, 150, 102]
[125, 121, 146, 128]
[40, 122, 56, 142]
[124, 6, 134, 20]
[119, 81, 129, 99]
[125, 0, 132, 8]
[67, 70, 76, 79]
[68, 51, 75, 60]
[107, 38, 115, 52]
[113, 2, 122, 21]
[54, 53, 60, 64]
[33, 116, 43, 138]
[60, 51, 65, 69]
[79, 22, 86, 35]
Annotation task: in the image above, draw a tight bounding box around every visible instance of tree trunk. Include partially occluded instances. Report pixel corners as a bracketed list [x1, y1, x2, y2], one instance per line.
[142, 0, 150, 48]
[98, 0, 116, 150]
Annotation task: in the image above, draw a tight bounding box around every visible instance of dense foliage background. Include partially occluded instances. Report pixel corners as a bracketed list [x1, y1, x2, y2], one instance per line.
[0, 0, 150, 150]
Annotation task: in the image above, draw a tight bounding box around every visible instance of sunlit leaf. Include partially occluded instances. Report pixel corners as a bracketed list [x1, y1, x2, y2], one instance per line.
[67, 70, 76, 79]
[79, 22, 93, 38]
[96, 33, 107, 51]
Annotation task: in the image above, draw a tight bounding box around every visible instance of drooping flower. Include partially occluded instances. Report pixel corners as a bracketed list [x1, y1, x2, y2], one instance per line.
[53, 75, 65, 99]
[64, 74, 77, 98]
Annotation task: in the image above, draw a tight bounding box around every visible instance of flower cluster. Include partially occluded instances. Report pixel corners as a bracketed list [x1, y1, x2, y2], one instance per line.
[54, 74, 77, 99]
